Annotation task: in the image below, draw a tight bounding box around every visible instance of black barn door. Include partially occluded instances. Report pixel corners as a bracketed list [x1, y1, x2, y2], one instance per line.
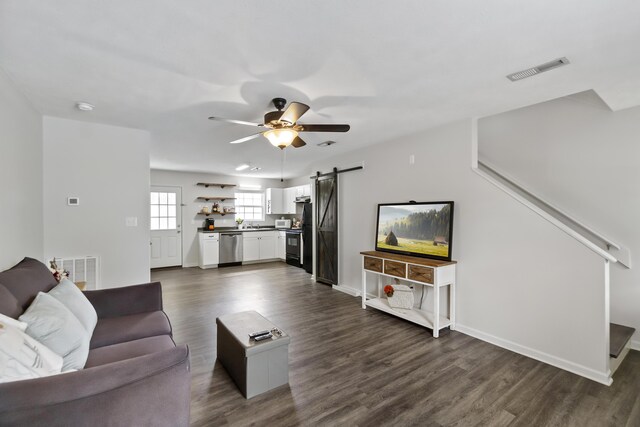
[315, 171, 338, 285]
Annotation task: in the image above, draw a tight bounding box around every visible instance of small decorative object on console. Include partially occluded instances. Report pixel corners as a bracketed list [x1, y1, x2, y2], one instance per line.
[383, 285, 394, 297]
[386, 284, 414, 310]
[49, 259, 69, 283]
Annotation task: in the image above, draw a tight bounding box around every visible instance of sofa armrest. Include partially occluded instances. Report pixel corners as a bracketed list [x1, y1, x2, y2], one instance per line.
[0, 345, 190, 427]
[83, 282, 163, 318]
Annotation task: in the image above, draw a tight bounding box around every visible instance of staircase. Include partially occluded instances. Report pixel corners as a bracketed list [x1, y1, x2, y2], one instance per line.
[610, 323, 636, 374]
[470, 123, 635, 383]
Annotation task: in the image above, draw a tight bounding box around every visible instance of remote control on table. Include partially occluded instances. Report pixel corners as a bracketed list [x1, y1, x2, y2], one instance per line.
[249, 330, 271, 339]
[253, 333, 273, 342]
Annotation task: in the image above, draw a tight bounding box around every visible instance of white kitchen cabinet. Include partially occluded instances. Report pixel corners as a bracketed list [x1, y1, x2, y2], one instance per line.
[266, 188, 283, 214]
[284, 187, 296, 214]
[243, 231, 278, 262]
[277, 231, 286, 260]
[243, 236, 260, 261]
[198, 232, 219, 269]
[301, 184, 311, 197]
[259, 235, 276, 259]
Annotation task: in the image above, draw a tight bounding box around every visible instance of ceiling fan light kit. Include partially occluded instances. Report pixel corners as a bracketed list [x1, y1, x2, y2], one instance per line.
[264, 128, 298, 149]
[209, 97, 350, 150]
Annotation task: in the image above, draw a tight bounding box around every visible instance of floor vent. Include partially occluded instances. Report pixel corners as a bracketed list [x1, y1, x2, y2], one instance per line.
[507, 57, 570, 81]
[54, 256, 100, 290]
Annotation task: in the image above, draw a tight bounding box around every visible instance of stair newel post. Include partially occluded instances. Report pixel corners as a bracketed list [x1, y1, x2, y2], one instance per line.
[604, 259, 611, 376]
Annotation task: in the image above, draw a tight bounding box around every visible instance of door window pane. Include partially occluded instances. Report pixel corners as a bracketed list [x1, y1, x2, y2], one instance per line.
[150, 190, 179, 230]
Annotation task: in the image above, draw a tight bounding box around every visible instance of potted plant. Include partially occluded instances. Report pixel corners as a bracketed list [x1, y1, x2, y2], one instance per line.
[235, 217, 244, 229]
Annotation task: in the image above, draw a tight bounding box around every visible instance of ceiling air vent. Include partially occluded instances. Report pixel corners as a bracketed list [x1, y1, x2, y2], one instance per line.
[507, 57, 570, 82]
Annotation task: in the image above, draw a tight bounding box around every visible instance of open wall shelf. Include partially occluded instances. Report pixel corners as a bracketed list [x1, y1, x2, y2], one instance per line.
[196, 182, 236, 189]
[197, 212, 236, 217]
[196, 196, 236, 202]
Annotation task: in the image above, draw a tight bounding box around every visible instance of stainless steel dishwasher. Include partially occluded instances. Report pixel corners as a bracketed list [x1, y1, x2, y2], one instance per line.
[219, 232, 243, 266]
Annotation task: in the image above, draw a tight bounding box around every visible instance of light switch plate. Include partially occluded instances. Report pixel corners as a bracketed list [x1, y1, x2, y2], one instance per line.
[125, 217, 138, 227]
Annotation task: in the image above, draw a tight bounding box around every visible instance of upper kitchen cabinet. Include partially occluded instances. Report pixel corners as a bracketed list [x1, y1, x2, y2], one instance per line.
[266, 188, 283, 214]
[283, 187, 297, 214]
[266, 185, 311, 215]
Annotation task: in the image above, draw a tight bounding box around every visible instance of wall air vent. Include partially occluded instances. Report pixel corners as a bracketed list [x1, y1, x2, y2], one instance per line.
[507, 57, 570, 82]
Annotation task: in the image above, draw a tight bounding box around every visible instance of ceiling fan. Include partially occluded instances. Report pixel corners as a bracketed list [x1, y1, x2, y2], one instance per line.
[208, 97, 350, 149]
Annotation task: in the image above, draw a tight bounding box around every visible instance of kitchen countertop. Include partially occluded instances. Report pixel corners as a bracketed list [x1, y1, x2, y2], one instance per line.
[198, 227, 296, 234]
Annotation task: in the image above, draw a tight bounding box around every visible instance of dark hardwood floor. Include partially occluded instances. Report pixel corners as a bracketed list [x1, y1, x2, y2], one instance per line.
[152, 262, 640, 427]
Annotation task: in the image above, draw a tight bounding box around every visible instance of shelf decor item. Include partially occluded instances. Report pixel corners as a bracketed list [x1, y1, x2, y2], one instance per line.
[386, 284, 414, 310]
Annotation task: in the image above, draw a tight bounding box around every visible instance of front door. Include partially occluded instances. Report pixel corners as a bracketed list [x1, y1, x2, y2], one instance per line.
[150, 186, 182, 268]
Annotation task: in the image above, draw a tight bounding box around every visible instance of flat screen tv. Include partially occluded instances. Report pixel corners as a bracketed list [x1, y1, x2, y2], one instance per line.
[375, 201, 454, 261]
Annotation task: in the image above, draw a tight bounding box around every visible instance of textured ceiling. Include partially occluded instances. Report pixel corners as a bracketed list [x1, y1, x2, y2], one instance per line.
[1, 0, 639, 178]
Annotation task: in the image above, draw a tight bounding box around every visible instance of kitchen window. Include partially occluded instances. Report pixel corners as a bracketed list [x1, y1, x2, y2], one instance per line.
[235, 192, 264, 221]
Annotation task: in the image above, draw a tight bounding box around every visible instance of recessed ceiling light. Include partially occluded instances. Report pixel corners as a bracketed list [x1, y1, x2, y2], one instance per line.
[76, 102, 95, 111]
[250, 166, 261, 171]
[235, 164, 250, 171]
[317, 140, 337, 147]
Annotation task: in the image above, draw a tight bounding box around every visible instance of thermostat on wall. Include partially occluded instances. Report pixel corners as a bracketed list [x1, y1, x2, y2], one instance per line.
[67, 197, 80, 206]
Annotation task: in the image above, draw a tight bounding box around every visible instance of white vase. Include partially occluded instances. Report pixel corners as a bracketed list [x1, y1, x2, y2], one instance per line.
[387, 284, 414, 310]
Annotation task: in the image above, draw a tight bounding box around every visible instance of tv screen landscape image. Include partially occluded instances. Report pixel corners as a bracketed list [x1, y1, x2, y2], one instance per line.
[375, 201, 454, 261]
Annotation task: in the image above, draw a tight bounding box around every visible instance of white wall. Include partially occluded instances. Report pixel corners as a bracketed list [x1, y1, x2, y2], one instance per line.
[479, 90, 640, 348]
[296, 119, 609, 382]
[43, 117, 150, 287]
[150, 169, 290, 267]
[0, 69, 44, 269]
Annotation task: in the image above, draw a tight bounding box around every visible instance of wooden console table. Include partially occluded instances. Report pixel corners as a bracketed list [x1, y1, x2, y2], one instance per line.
[360, 251, 457, 338]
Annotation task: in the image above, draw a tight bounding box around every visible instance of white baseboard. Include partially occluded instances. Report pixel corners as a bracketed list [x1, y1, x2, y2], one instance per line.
[456, 323, 612, 386]
[631, 339, 640, 351]
[332, 284, 361, 297]
[183, 262, 198, 268]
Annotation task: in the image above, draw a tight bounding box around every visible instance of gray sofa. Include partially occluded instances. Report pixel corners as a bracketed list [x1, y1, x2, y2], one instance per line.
[0, 257, 191, 426]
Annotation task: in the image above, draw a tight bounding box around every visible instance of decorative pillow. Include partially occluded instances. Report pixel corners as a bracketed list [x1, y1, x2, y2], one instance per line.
[0, 320, 63, 383]
[0, 284, 22, 318]
[48, 278, 97, 334]
[0, 313, 28, 331]
[19, 292, 90, 371]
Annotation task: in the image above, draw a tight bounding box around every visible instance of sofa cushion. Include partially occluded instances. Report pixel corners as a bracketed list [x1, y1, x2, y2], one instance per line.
[0, 318, 63, 383]
[19, 292, 90, 371]
[0, 284, 21, 318]
[85, 335, 176, 368]
[49, 278, 98, 334]
[0, 257, 58, 314]
[90, 311, 172, 349]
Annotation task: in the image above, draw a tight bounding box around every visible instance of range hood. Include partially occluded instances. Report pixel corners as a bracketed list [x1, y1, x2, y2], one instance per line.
[295, 196, 311, 203]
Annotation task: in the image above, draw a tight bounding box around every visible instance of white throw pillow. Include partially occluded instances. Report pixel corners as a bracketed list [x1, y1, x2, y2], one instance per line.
[48, 278, 97, 334]
[0, 320, 63, 383]
[0, 313, 28, 331]
[19, 292, 90, 371]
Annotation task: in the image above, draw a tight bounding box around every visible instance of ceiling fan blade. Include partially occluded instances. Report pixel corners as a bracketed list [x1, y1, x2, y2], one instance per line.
[291, 136, 307, 148]
[228, 132, 263, 144]
[278, 102, 310, 124]
[298, 124, 350, 132]
[208, 116, 264, 127]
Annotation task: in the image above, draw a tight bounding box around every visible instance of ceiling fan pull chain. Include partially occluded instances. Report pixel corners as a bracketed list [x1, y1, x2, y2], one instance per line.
[281, 149, 286, 182]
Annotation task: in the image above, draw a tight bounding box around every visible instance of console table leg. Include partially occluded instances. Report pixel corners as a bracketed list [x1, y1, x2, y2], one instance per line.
[433, 285, 440, 338]
[450, 283, 456, 331]
[361, 260, 366, 309]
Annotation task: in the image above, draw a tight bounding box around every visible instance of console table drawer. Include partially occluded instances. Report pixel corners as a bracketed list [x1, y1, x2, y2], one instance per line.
[363, 256, 383, 273]
[384, 260, 406, 278]
[408, 264, 434, 284]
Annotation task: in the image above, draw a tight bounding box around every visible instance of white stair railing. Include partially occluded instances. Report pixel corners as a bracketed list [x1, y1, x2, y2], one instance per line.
[471, 119, 630, 267]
